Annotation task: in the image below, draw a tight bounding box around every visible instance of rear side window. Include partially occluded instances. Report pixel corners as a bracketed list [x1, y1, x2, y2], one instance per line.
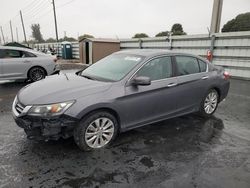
[137, 56, 172, 81]
[23, 51, 36, 57]
[175, 56, 200, 76]
[198, 59, 207, 72]
[3, 50, 22, 58]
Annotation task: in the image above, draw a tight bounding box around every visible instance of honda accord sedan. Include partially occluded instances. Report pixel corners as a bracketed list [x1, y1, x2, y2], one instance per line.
[0, 46, 59, 82]
[12, 49, 230, 151]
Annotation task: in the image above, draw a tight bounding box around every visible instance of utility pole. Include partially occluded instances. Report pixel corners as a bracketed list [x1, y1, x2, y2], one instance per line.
[52, 0, 59, 42]
[16, 27, 19, 42]
[0, 26, 5, 44]
[10, 20, 14, 42]
[20, 10, 27, 44]
[210, 0, 223, 33]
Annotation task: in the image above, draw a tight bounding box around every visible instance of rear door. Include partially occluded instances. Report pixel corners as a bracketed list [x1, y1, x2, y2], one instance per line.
[1, 49, 33, 79]
[122, 56, 179, 128]
[173, 55, 209, 113]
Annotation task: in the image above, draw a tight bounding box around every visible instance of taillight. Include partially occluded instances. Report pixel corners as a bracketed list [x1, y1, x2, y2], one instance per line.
[223, 71, 230, 80]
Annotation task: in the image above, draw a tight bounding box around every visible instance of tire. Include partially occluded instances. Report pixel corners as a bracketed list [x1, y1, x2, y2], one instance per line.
[74, 111, 119, 151]
[199, 89, 219, 117]
[28, 67, 46, 82]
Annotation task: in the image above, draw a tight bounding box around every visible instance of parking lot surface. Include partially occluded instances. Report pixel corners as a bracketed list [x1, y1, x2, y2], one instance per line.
[0, 77, 250, 188]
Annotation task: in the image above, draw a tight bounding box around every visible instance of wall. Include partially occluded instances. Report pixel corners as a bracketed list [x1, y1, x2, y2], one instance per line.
[92, 42, 120, 63]
[32, 42, 80, 59]
[120, 31, 250, 79]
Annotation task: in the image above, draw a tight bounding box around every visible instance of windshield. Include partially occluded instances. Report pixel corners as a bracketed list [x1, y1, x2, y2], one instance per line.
[81, 53, 144, 81]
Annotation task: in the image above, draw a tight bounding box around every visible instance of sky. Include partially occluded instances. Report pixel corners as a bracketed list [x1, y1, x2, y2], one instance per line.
[0, 0, 250, 43]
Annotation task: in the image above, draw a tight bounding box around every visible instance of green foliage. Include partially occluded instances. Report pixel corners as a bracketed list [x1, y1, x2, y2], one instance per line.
[26, 39, 37, 44]
[132, 33, 149, 38]
[222, 12, 250, 32]
[45, 38, 57, 43]
[78, 34, 94, 40]
[58, 36, 77, 42]
[155, 31, 169, 37]
[31, 24, 44, 43]
[171, 23, 186, 35]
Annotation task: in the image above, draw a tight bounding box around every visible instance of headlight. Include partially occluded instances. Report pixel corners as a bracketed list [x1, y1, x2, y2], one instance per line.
[28, 101, 74, 116]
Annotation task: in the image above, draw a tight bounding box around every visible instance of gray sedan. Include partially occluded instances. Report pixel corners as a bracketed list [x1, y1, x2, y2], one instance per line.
[0, 46, 59, 82]
[12, 49, 230, 151]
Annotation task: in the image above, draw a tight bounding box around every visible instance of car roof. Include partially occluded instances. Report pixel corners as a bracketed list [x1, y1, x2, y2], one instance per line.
[115, 49, 200, 58]
[0, 45, 47, 56]
[0, 45, 33, 51]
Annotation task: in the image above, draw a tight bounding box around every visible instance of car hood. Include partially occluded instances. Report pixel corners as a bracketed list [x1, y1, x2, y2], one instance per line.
[18, 73, 112, 105]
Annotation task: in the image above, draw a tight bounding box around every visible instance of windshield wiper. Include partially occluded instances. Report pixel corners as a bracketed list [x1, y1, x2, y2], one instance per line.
[81, 74, 115, 82]
[81, 74, 96, 80]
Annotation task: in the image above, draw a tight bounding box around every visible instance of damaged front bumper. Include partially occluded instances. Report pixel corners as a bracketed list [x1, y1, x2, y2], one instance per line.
[13, 114, 77, 141]
[12, 97, 78, 141]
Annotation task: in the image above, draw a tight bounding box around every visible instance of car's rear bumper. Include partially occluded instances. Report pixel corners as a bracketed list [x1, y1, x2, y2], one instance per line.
[51, 64, 60, 75]
[13, 114, 77, 140]
[52, 70, 60, 75]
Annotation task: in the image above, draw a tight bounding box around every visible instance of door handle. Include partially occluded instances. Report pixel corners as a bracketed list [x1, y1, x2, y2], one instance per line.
[202, 76, 209, 80]
[167, 83, 177, 87]
[23, 60, 31, 63]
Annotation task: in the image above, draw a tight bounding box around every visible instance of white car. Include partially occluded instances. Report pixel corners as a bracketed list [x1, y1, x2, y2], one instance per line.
[0, 46, 59, 82]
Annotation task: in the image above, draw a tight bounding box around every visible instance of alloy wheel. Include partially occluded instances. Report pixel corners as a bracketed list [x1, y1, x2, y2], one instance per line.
[30, 68, 45, 81]
[85, 117, 114, 148]
[204, 91, 218, 114]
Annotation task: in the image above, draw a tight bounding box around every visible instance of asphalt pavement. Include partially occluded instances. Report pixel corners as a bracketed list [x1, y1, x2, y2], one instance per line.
[0, 75, 250, 188]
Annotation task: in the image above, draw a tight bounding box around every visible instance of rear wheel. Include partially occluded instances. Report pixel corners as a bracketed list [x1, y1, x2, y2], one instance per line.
[28, 67, 46, 82]
[199, 89, 219, 117]
[74, 111, 118, 151]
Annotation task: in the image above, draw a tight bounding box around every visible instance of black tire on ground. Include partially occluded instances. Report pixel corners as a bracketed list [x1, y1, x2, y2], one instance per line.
[28, 67, 46, 82]
[199, 89, 219, 117]
[74, 111, 119, 151]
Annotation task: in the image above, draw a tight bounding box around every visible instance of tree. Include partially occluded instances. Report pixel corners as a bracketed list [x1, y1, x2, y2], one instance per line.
[58, 36, 77, 42]
[222, 12, 250, 32]
[171, 23, 186, 35]
[78, 34, 94, 40]
[155, 31, 169, 37]
[132, 33, 149, 38]
[26, 39, 37, 44]
[31, 24, 44, 43]
[45, 38, 57, 43]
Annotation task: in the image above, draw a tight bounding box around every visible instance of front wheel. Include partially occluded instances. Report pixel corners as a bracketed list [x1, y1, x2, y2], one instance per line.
[28, 67, 46, 82]
[199, 89, 219, 117]
[74, 111, 119, 151]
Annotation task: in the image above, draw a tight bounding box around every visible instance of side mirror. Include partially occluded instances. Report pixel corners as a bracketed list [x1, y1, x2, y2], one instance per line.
[132, 76, 151, 86]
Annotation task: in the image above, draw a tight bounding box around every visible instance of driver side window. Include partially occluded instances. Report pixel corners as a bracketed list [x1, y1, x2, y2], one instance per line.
[136, 56, 172, 81]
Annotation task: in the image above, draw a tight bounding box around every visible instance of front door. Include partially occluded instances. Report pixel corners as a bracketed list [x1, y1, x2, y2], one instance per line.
[122, 56, 179, 129]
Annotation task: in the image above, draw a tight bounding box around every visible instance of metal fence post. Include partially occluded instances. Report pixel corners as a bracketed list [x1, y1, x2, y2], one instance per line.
[210, 34, 216, 62]
[169, 32, 173, 50]
[139, 39, 143, 49]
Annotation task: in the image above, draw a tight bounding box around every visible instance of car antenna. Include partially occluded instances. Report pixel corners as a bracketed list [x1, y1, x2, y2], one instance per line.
[64, 73, 69, 80]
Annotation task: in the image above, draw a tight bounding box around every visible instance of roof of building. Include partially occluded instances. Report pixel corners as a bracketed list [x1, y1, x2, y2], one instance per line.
[79, 38, 120, 43]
